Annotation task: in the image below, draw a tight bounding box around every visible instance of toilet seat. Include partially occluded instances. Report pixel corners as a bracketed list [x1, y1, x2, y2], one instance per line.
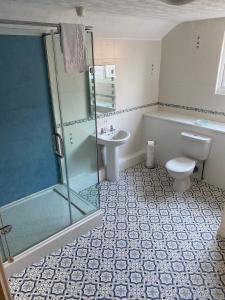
[166, 157, 195, 173]
[165, 157, 196, 192]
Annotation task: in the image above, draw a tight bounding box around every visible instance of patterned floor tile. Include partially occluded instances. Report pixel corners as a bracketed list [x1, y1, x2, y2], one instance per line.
[9, 165, 225, 299]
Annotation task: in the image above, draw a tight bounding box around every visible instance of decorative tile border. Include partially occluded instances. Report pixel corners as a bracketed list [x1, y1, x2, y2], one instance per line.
[60, 102, 158, 127]
[97, 102, 158, 118]
[158, 102, 225, 117]
[57, 101, 225, 128]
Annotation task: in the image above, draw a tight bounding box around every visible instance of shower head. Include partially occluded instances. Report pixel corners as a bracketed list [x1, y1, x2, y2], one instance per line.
[160, 0, 195, 5]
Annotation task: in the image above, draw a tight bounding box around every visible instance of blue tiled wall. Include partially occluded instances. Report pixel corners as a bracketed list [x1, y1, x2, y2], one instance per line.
[0, 35, 60, 206]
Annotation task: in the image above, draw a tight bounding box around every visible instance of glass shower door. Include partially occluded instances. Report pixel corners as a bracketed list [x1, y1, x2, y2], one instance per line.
[0, 28, 100, 262]
[0, 31, 73, 261]
[45, 31, 100, 224]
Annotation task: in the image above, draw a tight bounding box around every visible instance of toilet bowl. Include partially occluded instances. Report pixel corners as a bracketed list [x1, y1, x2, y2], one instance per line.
[165, 131, 212, 192]
[166, 157, 196, 192]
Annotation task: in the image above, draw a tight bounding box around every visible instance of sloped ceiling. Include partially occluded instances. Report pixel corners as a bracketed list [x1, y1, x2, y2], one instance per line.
[0, 0, 225, 39]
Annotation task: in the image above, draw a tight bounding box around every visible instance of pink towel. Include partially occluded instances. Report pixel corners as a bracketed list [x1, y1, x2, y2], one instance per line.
[60, 23, 87, 73]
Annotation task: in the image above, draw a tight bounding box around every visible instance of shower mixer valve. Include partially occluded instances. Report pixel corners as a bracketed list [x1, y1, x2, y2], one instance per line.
[69, 133, 73, 144]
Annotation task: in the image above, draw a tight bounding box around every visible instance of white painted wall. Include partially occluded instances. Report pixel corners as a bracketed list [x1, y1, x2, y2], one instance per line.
[159, 18, 225, 119]
[94, 38, 161, 110]
[94, 38, 161, 168]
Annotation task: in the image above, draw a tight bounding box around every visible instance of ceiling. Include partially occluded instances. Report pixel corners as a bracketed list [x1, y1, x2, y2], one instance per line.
[0, 0, 225, 39]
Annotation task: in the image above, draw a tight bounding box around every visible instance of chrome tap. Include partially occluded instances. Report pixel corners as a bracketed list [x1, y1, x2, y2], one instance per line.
[110, 124, 116, 132]
[100, 128, 105, 134]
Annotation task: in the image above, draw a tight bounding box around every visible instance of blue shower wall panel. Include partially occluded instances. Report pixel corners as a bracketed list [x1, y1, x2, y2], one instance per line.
[0, 35, 60, 206]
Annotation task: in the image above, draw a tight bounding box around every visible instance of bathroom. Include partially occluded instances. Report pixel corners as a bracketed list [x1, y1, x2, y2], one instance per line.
[1, 1, 225, 299]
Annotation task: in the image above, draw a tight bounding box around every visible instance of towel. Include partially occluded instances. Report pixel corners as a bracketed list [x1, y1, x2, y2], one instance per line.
[60, 23, 87, 73]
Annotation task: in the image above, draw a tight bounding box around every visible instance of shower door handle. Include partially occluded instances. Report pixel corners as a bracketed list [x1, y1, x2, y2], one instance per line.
[53, 133, 64, 159]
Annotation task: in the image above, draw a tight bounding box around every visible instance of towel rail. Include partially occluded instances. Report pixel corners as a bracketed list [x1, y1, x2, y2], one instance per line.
[0, 19, 93, 32]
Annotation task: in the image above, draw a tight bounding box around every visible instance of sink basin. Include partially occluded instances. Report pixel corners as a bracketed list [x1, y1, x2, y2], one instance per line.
[93, 129, 130, 181]
[97, 129, 130, 146]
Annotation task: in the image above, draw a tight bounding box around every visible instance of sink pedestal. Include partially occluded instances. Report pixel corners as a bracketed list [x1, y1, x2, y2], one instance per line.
[93, 129, 130, 181]
[106, 147, 119, 181]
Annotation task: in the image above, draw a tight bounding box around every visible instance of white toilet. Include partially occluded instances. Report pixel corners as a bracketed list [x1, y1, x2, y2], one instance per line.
[165, 131, 212, 192]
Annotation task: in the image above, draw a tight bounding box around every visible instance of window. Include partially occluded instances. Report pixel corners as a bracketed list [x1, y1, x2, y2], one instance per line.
[216, 32, 225, 95]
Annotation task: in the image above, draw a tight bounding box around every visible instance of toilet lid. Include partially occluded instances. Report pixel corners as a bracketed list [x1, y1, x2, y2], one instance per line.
[166, 157, 196, 173]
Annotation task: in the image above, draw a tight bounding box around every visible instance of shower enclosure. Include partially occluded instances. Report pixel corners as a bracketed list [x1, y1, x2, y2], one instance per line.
[0, 24, 101, 275]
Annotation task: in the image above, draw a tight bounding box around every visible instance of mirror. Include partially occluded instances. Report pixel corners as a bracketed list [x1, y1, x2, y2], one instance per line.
[89, 64, 116, 115]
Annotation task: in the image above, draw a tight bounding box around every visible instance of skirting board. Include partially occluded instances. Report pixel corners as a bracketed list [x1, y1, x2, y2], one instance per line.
[120, 149, 146, 170]
[99, 149, 146, 181]
[4, 210, 103, 278]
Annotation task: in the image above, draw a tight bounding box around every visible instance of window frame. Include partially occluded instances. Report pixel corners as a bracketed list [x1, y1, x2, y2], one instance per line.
[216, 32, 225, 95]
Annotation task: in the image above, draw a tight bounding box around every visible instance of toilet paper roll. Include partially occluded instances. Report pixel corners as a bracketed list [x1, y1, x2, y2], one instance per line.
[148, 141, 155, 146]
[146, 140, 155, 168]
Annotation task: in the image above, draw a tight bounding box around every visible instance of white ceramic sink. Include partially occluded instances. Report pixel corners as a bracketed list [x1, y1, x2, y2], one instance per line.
[97, 129, 130, 147]
[94, 129, 130, 181]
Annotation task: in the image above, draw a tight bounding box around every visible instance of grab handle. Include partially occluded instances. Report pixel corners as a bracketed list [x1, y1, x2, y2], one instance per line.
[53, 133, 64, 158]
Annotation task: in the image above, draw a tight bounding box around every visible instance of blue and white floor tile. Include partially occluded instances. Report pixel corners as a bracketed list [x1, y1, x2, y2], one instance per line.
[9, 164, 225, 299]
